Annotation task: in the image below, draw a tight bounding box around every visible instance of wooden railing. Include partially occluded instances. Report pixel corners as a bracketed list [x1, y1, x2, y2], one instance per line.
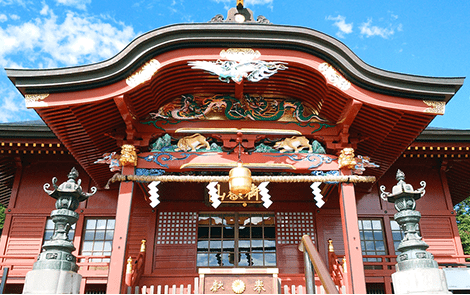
[327, 239, 347, 292]
[125, 239, 147, 288]
[434, 254, 470, 268]
[127, 278, 198, 294]
[0, 254, 111, 281]
[299, 235, 339, 294]
[0, 254, 38, 278]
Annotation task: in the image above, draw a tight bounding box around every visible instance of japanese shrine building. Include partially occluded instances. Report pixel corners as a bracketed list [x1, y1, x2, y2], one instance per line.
[0, 4, 467, 294]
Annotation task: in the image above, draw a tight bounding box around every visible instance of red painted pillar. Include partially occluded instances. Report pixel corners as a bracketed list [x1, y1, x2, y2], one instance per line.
[106, 165, 134, 294]
[339, 169, 366, 294]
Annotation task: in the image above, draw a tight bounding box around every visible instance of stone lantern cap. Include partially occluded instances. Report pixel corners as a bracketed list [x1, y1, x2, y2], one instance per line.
[43, 167, 97, 209]
[380, 169, 426, 203]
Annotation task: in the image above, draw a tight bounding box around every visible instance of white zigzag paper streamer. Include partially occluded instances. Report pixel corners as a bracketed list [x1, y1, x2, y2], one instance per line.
[311, 182, 325, 208]
[259, 182, 272, 208]
[207, 182, 221, 208]
[148, 181, 161, 208]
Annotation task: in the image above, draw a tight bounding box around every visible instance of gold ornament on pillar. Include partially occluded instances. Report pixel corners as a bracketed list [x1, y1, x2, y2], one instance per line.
[119, 144, 138, 167]
[338, 147, 357, 169]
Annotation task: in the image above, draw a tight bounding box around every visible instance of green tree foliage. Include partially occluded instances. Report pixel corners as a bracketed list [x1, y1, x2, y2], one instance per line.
[455, 197, 470, 256]
[0, 205, 5, 230]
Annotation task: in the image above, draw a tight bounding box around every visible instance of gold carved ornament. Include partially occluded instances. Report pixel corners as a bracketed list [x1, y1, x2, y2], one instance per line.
[423, 100, 445, 115]
[25, 93, 49, 103]
[318, 62, 351, 91]
[126, 59, 161, 88]
[24, 93, 49, 107]
[253, 280, 266, 293]
[338, 148, 357, 170]
[119, 144, 138, 167]
[232, 279, 246, 294]
[210, 280, 224, 293]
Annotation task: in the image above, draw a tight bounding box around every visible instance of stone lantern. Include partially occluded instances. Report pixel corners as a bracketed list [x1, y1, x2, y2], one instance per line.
[23, 167, 96, 294]
[380, 169, 449, 294]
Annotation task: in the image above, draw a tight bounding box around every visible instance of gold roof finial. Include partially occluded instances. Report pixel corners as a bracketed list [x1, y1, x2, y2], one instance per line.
[328, 239, 334, 252]
[237, 0, 244, 9]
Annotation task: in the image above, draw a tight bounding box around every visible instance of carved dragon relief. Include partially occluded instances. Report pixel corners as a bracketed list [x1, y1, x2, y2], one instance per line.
[147, 94, 327, 123]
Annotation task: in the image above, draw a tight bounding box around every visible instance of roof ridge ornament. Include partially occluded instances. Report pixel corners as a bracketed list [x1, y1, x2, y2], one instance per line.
[209, 0, 271, 24]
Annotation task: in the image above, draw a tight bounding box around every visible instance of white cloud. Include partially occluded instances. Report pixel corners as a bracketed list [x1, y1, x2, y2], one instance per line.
[0, 9, 136, 68]
[9, 14, 20, 20]
[0, 83, 39, 123]
[40, 3, 50, 15]
[246, 0, 273, 5]
[359, 19, 395, 39]
[54, 0, 91, 10]
[0, 14, 7, 22]
[0, 0, 28, 6]
[326, 15, 353, 39]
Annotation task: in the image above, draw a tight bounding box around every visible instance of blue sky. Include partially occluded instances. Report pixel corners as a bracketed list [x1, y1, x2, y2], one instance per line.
[0, 0, 468, 129]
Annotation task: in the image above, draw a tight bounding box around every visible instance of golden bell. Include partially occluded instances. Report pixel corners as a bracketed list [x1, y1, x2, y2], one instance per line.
[229, 162, 252, 195]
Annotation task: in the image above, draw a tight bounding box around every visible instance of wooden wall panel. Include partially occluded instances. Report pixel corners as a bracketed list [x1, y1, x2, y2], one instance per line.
[126, 214, 154, 258]
[15, 160, 78, 209]
[277, 244, 303, 274]
[153, 245, 196, 274]
[421, 216, 458, 261]
[3, 216, 46, 271]
[316, 213, 344, 258]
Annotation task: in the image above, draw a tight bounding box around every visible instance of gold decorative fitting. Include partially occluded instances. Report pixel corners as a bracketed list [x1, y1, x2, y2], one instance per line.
[338, 148, 357, 170]
[210, 280, 224, 293]
[253, 280, 266, 293]
[119, 144, 138, 167]
[229, 162, 252, 195]
[126, 257, 133, 274]
[220, 48, 261, 62]
[25, 93, 49, 103]
[232, 279, 246, 294]
[140, 239, 146, 252]
[328, 239, 334, 252]
[318, 63, 351, 91]
[423, 100, 445, 115]
[126, 59, 161, 88]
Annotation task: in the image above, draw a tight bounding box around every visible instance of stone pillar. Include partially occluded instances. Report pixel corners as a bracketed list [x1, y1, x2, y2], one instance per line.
[380, 169, 450, 294]
[23, 168, 96, 294]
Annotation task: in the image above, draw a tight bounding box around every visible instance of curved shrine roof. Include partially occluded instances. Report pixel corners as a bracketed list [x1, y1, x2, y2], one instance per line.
[4, 22, 465, 190]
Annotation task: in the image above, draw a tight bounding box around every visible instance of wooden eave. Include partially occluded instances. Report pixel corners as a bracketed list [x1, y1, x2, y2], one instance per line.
[404, 129, 470, 205]
[4, 23, 465, 189]
[6, 23, 464, 101]
[0, 123, 70, 207]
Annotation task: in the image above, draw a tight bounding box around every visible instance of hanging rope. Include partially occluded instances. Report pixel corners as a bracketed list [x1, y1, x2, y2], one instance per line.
[105, 173, 376, 189]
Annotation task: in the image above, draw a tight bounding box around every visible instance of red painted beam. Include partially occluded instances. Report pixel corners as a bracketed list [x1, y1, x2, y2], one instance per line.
[338, 168, 366, 294]
[107, 165, 135, 294]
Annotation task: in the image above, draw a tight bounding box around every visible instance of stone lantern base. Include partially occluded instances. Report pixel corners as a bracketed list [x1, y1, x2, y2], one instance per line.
[392, 268, 450, 294]
[23, 269, 82, 294]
